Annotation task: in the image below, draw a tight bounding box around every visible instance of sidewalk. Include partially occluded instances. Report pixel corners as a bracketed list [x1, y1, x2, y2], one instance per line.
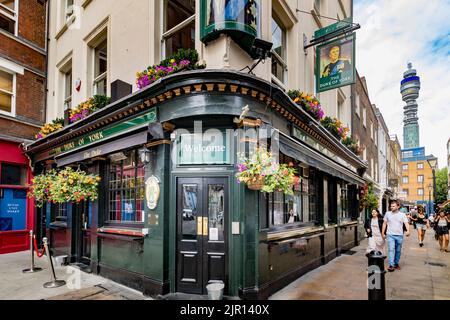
[0, 251, 149, 300]
[269, 229, 450, 300]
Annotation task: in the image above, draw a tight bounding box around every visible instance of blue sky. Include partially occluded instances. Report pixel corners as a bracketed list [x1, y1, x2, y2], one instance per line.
[354, 0, 450, 169]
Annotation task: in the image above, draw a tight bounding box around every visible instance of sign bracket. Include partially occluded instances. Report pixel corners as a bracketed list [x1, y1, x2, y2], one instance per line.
[304, 24, 360, 50]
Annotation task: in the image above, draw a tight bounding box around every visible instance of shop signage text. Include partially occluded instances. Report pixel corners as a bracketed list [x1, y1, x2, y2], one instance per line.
[50, 109, 157, 157]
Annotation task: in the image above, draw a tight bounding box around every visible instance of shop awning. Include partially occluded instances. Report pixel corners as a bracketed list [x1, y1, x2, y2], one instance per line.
[55, 131, 148, 167]
[274, 130, 365, 186]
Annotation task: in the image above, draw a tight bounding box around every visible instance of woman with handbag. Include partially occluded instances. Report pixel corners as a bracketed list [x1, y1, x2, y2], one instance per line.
[365, 209, 385, 255]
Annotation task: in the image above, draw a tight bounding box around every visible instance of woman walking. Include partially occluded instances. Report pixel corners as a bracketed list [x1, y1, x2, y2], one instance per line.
[410, 205, 429, 247]
[365, 209, 385, 255]
[434, 209, 449, 252]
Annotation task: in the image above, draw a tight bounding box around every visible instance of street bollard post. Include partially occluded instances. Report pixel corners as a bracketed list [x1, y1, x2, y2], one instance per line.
[367, 250, 386, 300]
[42, 237, 66, 288]
[22, 230, 43, 273]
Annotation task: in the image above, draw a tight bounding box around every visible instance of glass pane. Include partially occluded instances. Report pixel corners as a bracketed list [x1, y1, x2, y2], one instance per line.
[271, 55, 284, 82]
[166, 0, 195, 31]
[0, 91, 12, 113]
[0, 0, 15, 11]
[181, 184, 198, 239]
[65, 71, 72, 99]
[165, 21, 195, 57]
[208, 184, 224, 241]
[286, 192, 301, 224]
[0, 69, 13, 92]
[1, 164, 26, 185]
[273, 191, 284, 226]
[0, 13, 14, 34]
[271, 16, 284, 58]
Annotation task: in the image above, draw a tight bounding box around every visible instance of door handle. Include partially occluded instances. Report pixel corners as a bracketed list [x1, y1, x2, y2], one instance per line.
[203, 217, 208, 236]
[197, 217, 203, 236]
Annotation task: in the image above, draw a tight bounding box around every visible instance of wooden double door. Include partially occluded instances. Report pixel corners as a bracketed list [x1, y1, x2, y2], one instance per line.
[176, 177, 228, 295]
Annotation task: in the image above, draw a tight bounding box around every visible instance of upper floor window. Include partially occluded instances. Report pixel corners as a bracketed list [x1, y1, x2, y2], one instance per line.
[417, 175, 424, 183]
[355, 93, 360, 117]
[402, 164, 408, 171]
[417, 163, 424, 169]
[417, 188, 424, 196]
[271, 12, 287, 84]
[162, 0, 195, 58]
[362, 105, 366, 127]
[0, 68, 15, 116]
[402, 176, 409, 184]
[0, 0, 17, 35]
[93, 39, 107, 96]
[64, 68, 72, 110]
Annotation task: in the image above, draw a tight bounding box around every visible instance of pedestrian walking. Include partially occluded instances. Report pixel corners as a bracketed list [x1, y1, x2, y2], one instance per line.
[410, 205, 429, 247]
[364, 209, 385, 255]
[434, 209, 449, 252]
[382, 199, 410, 272]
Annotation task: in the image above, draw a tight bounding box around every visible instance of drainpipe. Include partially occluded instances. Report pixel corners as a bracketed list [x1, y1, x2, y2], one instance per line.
[43, 0, 50, 125]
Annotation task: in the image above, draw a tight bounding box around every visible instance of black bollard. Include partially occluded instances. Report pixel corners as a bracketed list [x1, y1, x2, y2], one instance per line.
[367, 250, 386, 300]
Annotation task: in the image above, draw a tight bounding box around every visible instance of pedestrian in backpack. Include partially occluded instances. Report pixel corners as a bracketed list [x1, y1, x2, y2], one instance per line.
[382, 199, 410, 272]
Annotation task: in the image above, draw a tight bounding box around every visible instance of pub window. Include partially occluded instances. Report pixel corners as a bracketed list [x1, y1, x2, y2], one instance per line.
[0, 0, 17, 35]
[0, 68, 15, 116]
[162, 0, 195, 58]
[267, 160, 318, 228]
[93, 39, 107, 95]
[271, 11, 287, 84]
[308, 168, 318, 223]
[51, 203, 68, 223]
[0, 163, 26, 186]
[107, 150, 145, 224]
[338, 182, 351, 222]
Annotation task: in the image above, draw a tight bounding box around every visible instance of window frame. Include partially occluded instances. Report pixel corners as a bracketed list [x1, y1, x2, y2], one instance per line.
[417, 162, 424, 170]
[417, 175, 424, 183]
[402, 164, 408, 171]
[402, 176, 409, 184]
[65, 0, 74, 20]
[0, 0, 18, 36]
[105, 149, 145, 228]
[0, 161, 27, 188]
[93, 39, 107, 96]
[63, 68, 72, 110]
[271, 11, 287, 85]
[161, 0, 196, 60]
[417, 188, 424, 196]
[0, 67, 16, 117]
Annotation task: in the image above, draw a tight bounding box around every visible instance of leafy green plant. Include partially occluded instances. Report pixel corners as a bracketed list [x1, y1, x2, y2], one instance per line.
[359, 183, 379, 212]
[320, 116, 349, 141]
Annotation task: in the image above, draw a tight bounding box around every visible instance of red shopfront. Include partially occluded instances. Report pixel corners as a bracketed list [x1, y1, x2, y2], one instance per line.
[0, 140, 34, 254]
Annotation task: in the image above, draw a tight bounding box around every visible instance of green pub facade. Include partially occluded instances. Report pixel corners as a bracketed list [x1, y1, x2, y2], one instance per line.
[26, 70, 367, 299]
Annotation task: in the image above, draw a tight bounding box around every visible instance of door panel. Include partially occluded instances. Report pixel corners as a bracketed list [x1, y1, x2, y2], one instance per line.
[177, 178, 203, 294]
[176, 177, 228, 295]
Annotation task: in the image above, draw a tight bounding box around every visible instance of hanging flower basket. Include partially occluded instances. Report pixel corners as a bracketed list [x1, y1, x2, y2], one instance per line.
[28, 167, 101, 207]
[247, 175, 265, 190]
[236, 148, 296, 195]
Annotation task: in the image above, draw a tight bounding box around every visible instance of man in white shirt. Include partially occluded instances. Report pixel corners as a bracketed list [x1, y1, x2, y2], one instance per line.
[382, 199, 410, 272]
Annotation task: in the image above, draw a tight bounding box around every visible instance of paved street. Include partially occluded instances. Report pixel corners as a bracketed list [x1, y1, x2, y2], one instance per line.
[0, 251, 149, 300]
[270, 229, 450, 300]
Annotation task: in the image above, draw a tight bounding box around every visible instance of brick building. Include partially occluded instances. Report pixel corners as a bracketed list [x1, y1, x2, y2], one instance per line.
[351, 72, 380, 217]
[0, 0, 47, 253]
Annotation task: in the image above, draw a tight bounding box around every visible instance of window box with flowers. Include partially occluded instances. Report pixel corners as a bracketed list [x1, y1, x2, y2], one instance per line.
[287, 90, 325, 122]
[136, 48, 206, 90]
[28, 167, 101, 208]
[69, 95, 111, 123]
[342, 136, 363, 156]
[35, 118, 64, 140]
[236, 147, 297, 195]
[320, 116, 349, 141]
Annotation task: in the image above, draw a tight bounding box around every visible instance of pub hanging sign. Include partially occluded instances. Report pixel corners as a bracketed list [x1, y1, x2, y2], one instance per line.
[316, 33, 356, 93]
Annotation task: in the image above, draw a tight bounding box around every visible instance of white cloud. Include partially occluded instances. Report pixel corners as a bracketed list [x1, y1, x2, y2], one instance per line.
[355, 0, 450, 169]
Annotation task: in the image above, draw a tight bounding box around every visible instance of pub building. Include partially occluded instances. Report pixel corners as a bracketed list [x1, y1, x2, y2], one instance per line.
[25, 2, 366, 299]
